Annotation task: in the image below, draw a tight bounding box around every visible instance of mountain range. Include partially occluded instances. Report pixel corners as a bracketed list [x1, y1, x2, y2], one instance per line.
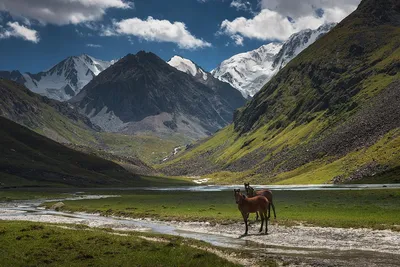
[212, 23, 336, 98]
[159, 0, 400, 185]
[0, 55, 114, 101]
[70, 51, 246, 139]
[1, 0, 398, 186]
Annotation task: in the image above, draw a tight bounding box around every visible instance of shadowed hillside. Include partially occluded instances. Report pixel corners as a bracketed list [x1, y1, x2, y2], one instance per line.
[0, 116, 191, 187]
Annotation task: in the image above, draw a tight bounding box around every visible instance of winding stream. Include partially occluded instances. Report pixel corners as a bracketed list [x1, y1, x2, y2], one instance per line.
[1, 193, 400, 266]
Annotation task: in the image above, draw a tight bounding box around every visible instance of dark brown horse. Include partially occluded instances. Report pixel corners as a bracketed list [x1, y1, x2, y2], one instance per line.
[234, 189, 270, 236]
[244, 183, 276, 220]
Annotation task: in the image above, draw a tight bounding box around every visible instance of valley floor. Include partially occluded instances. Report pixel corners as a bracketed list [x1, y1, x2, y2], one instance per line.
[41, 189, 400, 230]
[1, 188, 400, 266]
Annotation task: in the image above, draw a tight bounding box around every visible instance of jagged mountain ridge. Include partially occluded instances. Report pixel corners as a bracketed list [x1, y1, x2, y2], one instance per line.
[212, 42, 282, 98]
[167, 55, 248, 107]
[0, 55, 114, 101]
[159, 0, 400, 185]
[71, 51, 246, 139]
[272, 23, 337, 70]
[212, 23, 336, 97]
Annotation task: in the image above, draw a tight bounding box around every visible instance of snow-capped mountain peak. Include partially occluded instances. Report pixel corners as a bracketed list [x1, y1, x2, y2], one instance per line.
[20, 54, 115, 101]
[273, 23, 337, 70]
[167, 55, 208, 81]
[212, 23, 336, 98]
[211, 42, 282, 98]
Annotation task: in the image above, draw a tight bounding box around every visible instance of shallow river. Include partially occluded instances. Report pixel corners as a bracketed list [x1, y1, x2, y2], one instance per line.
[1, 194, 400, 266]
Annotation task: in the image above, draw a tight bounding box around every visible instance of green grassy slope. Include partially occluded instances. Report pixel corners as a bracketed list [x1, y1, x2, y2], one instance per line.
[158, 0, 400, 184]
[0, 116, 191, 187]
[0, 79, 99, 145]
[0, 79, 185, 165]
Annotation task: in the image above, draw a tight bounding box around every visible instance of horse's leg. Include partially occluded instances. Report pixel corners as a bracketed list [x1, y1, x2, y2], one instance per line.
[256, 211, 259, 221]
[266, 203, 271, 234]
[271, 202, 276, 219]
[259, 212, 264, 233]
[242, 212, 249, 235]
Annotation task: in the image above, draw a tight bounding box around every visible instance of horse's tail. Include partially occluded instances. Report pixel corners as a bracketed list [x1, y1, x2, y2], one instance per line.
[268, 200, 271, 219]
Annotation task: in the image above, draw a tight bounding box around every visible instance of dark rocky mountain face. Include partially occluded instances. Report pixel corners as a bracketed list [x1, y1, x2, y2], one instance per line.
[71, 51, 246, 139]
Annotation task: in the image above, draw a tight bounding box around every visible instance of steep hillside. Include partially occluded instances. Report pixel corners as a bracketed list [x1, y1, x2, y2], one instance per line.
[71, 51, 246, 139]
[0, 55, 114, 101]
[0, 79, 99, 144]
[0, 116, 142, 187]
[212, 24, 335, 97]
[159, 0, 400, 185]
[0, 79, 175, 167]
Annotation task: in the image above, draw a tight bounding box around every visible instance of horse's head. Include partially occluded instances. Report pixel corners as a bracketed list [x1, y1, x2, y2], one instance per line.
[244, 183, 253, 196]
[234, 189, 243, 204]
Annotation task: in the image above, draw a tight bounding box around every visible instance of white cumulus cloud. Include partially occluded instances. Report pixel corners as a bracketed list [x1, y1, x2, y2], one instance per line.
[110, 16, 212, 49]
[259, 0, 360, 19]
[0, 21, 39, 43]
[0, 0, 132, 25]
[230, 0, 253, 13]
[219, 0, 360, 42]
[86, 43, 102, 48]
[231, 34, 244, 46]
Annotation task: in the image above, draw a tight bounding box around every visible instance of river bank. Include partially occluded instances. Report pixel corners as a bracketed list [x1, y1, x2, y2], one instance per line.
[1, 194, 400, 266]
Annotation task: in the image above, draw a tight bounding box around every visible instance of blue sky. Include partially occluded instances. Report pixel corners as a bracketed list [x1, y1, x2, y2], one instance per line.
[0, 0, 360, 73]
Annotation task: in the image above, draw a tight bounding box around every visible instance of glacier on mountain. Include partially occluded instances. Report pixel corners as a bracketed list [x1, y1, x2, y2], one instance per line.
[212, 23, 336, 98]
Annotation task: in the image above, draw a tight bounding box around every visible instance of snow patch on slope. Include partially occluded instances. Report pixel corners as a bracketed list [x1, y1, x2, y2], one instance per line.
[167, 55, 208, 81]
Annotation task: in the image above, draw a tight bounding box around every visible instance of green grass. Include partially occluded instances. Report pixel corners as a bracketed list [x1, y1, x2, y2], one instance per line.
[99, 132, 188, 165]
[43, 189, 400, 230]
[0, 191, 73, 202]
[0, 221, 238, 267]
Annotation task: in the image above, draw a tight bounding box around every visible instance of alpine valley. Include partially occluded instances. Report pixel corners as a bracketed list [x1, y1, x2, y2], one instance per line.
[0, 0, 399, 187]
[158, 0, 400, 185]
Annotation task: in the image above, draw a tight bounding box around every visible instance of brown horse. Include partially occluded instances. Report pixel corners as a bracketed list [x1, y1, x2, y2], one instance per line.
[234, 189, 270, 236]
[244, 183, 277, 220]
